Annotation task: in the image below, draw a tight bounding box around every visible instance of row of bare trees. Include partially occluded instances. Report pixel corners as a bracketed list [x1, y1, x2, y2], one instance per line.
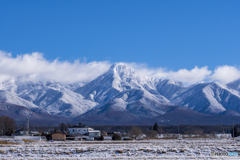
[128, 125, 158, 139]
[0, 115, 16, 136]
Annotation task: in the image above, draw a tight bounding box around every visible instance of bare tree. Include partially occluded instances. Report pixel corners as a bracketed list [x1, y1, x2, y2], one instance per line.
[0, 115, 16, 136]
[58, 123, 69, 134]
[145, 130, 158, 138]
[129, 126, 143, 139]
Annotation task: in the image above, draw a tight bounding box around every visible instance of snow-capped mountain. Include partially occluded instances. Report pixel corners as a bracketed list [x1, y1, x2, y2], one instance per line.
[32, 86, 98, 117]
[0, 90, 46, 113]
[0, 79, 98, 117]
[79, 89, 172, 118]
[1, 63, 240, 125]
[75, 63, 170, 104]
[74, 63, 179, 119]
[171, 82, 240, 114]
[73, 63, 186, 124]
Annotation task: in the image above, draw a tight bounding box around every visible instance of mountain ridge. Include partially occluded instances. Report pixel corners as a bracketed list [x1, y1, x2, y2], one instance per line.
[0, 63, 240, 125]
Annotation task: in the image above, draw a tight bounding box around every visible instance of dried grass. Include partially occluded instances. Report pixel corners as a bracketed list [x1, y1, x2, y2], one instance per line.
[0, 150, 6, 154]
[0, 140, 19, 145]
[22, 139, 38, 143]
[76, 148, 84, 153]
[162, 150, 167, 153]
[116, 150, 123, 153]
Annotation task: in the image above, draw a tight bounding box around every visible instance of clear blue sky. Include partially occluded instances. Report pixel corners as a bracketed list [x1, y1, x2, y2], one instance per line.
[0, 0, 239, 70]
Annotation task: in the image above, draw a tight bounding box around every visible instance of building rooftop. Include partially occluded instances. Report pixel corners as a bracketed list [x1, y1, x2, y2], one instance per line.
[68, 123, 92, 128]
[52, 131, 66, 135]
[88, 130, 100, 133]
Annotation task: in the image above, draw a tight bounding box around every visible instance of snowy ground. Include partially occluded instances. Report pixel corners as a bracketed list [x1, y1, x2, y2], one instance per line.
[0, 138, 240, 159]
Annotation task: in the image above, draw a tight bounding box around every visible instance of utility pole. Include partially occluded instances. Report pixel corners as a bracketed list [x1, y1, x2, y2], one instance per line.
[178, 125, 179, 136]
[27, 118, 29, 135]
[233, 123, 234, 140]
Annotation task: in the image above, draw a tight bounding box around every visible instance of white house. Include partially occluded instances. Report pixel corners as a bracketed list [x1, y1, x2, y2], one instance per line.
[89, 130, 101, 138]
[68, 123, 94, 135]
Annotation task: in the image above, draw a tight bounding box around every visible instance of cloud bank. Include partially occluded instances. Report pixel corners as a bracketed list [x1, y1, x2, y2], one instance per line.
[0, 51, 239, 85]
[0, 51, 111, 83]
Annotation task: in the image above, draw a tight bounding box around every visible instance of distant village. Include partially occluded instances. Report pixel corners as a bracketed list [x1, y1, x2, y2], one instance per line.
[10, 122, 140, 142]
[0, 115, 240, 142]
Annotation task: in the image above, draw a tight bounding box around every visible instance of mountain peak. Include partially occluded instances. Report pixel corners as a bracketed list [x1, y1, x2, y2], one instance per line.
[109, 63, 135, 77]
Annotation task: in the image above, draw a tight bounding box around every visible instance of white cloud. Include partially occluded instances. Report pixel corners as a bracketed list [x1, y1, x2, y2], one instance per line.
[0, 51, 111, 83]
[0, 50, 239, 85]
[210, 65, 240, 83]
[127, 64, 212, 85]
[167, 66, 212, 85]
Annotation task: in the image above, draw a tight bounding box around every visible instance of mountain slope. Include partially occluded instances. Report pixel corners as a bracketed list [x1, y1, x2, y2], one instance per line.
[156, 79, 185, 99]
[1, 79, 98, 117]
[1, 63, 240, 125]
[78, 89, 172, 118]
[75, 63, 170, 104]
[74, 105, 240, 125]
[0, 102, 70, 125]
[31, 86, 98, 117]
[227, 78, 240, 92]
[171, 82, 240, 114]
[0, 90, 46, 113]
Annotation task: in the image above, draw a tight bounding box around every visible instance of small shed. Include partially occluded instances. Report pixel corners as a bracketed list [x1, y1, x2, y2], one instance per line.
[52, 132, 66, 141]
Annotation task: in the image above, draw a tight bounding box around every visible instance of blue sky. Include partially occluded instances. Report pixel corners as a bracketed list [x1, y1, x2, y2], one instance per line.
[0, 0, 239, 70]
[0, 1, 240, 85]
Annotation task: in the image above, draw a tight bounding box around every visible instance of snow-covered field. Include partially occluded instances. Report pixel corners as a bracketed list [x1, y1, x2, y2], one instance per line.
[0, 138, 240, 159]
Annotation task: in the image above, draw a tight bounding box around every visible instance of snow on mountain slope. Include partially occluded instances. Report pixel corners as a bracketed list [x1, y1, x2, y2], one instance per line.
[32, 86, 98, 117]
[0, 90, 46, 114]
[0, 64, 185, 119]
[171, 82, 240, 114]
[75, 63, 170, 104]
[0, 79, 98, 117]
[80, 89, 172, 118]
[0, 102, 41, 118]
[1, 63, 240, 124]
[156, 79, 185, 99]
[219, 109, 240, 116]
[227, 78, 240, 92]
[73, 63, 182, 121]
[0, 102, 70, 125]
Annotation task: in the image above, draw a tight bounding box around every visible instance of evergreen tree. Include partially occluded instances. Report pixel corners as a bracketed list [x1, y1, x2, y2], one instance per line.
[153, 122, 159, 132]
[54, 127, 58, 133]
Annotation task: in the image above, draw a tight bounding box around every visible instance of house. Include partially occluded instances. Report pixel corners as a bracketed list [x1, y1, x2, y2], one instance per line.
[72, 133, 89, 140]
[68, 123, 94, 135]
[30, 131, 41, 136]
[20, 131, 29, 135]
[52, 132, 66, 141]
[121, 136, 130, 140]
[89, 130, 101, 138]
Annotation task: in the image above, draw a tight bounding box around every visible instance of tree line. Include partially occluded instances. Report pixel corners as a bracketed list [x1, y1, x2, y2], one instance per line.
[0, 115, 16, 136]
[1, 116, 240, 138]
[91, 123, 240, 135]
